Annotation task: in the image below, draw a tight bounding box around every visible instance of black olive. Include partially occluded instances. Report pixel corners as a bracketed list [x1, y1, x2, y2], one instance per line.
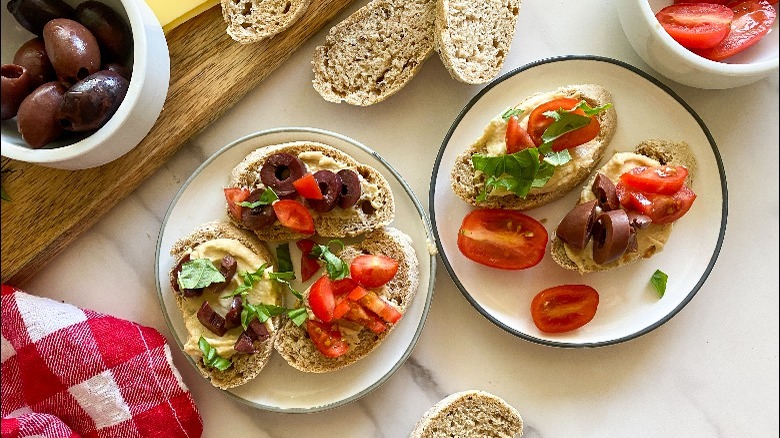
[16, 81, 68, 148]
[336, 169, 362, 209]
[259, 153, 307, 198]
[57, 70, 129, 132]
[307, 170, 341, 213]
[7, 0, 75, 36]
[240, 188, 278, 230]
[75, 1, 133, 63]
[1, 64, 34, 120]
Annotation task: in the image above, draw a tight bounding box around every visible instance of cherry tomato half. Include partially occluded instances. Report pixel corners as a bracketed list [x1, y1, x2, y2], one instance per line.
[505, 115, 535, 153]
[530, 285, 599, 334]
[457, 209, 548, 270]
[350, 254, 399, 288]
[616, 182, 697, 224]
[693, 0, 777, 61]
[308, 276, 335, 322]
[527, 98, 600, 152]
[296, 239, 320, 282]
[619, 165, 689, 195]
[293, 173, 324, 200]
[306, 320, 348, 358]
[272, 199, 315, 234]
[358, 291, 403, 324]
[656, 3, 734, 49]
[224, 187, 250, 221]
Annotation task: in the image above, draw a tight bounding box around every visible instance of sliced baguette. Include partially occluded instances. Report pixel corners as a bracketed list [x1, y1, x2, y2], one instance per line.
[551, 139, 697, 274]
[450, 84, 617, 210]
[220, 0, 310, 44]
[435, 0, 521, 84]
[311, 0, 436, 105]
[169, 221, 283, 389]
[227, 141, 395, 241]
[274, 227, 419, 373]
[410, 390, 523, 438]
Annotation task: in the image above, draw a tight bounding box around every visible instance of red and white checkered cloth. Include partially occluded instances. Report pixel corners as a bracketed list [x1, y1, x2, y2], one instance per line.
[1, 285, 203, 438]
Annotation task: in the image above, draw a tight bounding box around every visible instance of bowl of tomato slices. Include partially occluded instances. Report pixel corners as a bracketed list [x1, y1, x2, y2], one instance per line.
[617, 0, 778, 89]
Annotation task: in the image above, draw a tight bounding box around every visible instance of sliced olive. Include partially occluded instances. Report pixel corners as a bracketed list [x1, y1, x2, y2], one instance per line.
[224, 296, 243, 329]
[196, 301, 228, 336]
[592, 210, 631, 265]
[233, 332, 257, 354]
[555, 199, 598, 250]
[240, 188, 278, 230]
[259, 153, 306, 198]
[307, 170, 341, 213]
[336, 169, 362, 209]
[591, 173, 619, 211]
[209, 254, 237, 293]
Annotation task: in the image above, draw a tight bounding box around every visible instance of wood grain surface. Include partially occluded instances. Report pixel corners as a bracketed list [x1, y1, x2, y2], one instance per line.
[0, 0, 355, 285]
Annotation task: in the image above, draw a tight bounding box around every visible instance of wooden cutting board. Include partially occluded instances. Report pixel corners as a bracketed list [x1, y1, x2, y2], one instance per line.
[0, 0, 355, 285]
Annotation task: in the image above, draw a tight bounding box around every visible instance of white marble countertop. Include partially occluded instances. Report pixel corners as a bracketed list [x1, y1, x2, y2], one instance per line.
[16, 0, 779, 436]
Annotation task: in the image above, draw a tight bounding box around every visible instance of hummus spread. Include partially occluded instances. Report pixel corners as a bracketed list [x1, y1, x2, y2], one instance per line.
[297, 151, 383, 214]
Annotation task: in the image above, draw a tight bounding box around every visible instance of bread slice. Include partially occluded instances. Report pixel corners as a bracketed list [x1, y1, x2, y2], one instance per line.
[411, 390, 523, 438]
[227, 141, 395, 241]
[274, 227, 419, 373]
[435, 0, 521, 84]
[450, 84, 617, 210]
[311, 0, 436, 105]
[169, 221, 283, 389]
[550, 139, 697, 274]
[220, 0, 310, 44]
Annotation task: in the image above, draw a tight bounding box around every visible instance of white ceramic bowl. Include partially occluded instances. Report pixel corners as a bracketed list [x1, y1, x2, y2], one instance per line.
[1, 0, 169, 169]
[617, 0, 779, 89]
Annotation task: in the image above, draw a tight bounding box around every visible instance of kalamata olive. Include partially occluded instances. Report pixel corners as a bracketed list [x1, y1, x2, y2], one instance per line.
[224, 296, 243, 329]
[57, 70, 128, 132]
[307, 170, 342, 213]
[196, 301, 228, 336]
[591, 173, 619, 211]
[13, 38, 56, 89]
[75, 1, 133, 63]
[591, 210, 631, 265]
[260, 153, 307, 197]
[335, 169, 362, 208]
[240, 188, 278, 230]
[43, 18, 101, 83]
[7, 0, 75, 36]
[555, 199, 598, 251]
[102, 62, 131, 80]
[209, 254, 237, 294]
[16, 81, 67, 148]
[1, 64, 35, 120]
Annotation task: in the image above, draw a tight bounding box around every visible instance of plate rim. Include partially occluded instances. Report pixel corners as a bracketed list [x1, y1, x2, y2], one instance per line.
[155, 126, 437, 412]
[428, 55, 728, 348]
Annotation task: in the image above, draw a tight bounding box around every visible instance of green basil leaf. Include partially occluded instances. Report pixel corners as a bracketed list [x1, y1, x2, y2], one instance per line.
[311, 241, 349, 280]
[239, 188, 278, 208]
[198, 336, 210, 355]
[500, 107, 523, 121]
[276, 244, 294, 274]
[198, 336, 233, 370]
[541, 111, 591, 144]
[542, 149, 572, 167]
[577, 101, 612, 117]
[472, 148, 557, 201]
[288, 307, 308, 326]
[212, 357, 232, 371]
[178, 258, 225, 290]
[650, 269, 668, 298]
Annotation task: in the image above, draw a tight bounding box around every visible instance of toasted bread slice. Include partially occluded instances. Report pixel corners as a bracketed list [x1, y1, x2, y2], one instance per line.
[450, 84, 617, 210]
[311, 0, 436, 105]
[551, 139, 697, 274]
[220, 0, 310, 44]
[227, 141, 395, 241]
[411, 390, 523, 438]
[274, 227, 419, 373]
[435, 0, 521, 84]
[169, 221, 283, 389]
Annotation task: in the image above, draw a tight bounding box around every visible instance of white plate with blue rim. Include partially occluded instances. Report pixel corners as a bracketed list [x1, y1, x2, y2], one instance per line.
[430, 55, 727, 348]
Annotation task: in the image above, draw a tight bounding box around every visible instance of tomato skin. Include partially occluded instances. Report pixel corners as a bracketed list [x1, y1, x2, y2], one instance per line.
[359, 291, 403, 324]
[224, 187, 250, 221]
[340, 300, 387, 333]
[296, 239, 320, 282]
[272, 199, 315, 234]
[619, 165, 689, 195]
[616, 182, 697, 224]
[675, 0, 731, 4]
[693, 0, 777, 61]
[457, 209, 548, 270]
[308, 276, 335, 322]
[527, 98, 601, 152]
[656, 3, 734, 49]
[306, 320, 349, 358]
[505, 115, 535, 154]
[293, 173, 324, 200]
[349, 254, 399, 288]
[531, 285, 599, 334]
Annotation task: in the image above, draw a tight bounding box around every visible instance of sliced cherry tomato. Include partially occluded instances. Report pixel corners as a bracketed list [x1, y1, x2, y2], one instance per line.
[693, 0, 777, 61]
[527, 97, 601, 152]
[656, 3, 734, 49]
[272, 199, 315, 234]
[619, 165, 689, 195]
[340, 301, 387, 333]
[330, 278, 359, 297]
[296, 239, 320, 282]
[224, 187, 250, 221]
[457, 209, 548, 270]
[617, 182, 697, 224]
[306, 320, 349, 358]
[505, 115, 535, 154]
[530, 285, 599, 334]
[675, 0, 731, 4]
[332, 299, 351, 320]
[359, 291, 403, 324]
[349, 254, 399, 288]
[293, 173, 324, 200]
[347, 285, 369, 301]
[308, 276, 335, 322]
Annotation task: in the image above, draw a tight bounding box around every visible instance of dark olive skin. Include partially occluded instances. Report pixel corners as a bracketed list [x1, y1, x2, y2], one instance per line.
[7, 0, 75, 36]
[336, 169, 362, 209]
[1, 64, 35, 120]
[57, 70, 128, 132]
[75, 1, 132, 63]
[307, 170, 342, 213]
[17, 81, 68, 148]
[13, 38, 56, 89]
[102, 62, 131, 81]
[43, 18, 101, 84]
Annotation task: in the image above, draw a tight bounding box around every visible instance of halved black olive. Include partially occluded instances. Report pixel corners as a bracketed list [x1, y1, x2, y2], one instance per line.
[336, 169, 362, 209]
[240, 188, 277, 230]
[591, 173, 619, 211]
[592, 210, 631, 265]
[260, 153, 306, 198]
[307, 170, 341, 213]
[555, 199, 598, 250]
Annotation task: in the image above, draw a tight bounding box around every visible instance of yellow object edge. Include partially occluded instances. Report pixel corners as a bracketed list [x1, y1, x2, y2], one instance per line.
[145, 0, 220, 34]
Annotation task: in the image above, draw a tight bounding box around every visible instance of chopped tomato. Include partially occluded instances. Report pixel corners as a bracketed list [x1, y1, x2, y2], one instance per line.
[675, 0, 731, 4]
[224, 187, 250, 221]
[359, 291, 402, 324]
[619, 165, 689, 195]
[292, 173, 324, 200]
[530, 285, 599, 334]
[617, 182, 697, 224]
[272, 199, 315, 234]
[347, 285, 369, 301]
[308, 276, 335, 322]
[350, 254, 399, 288]
[656, 3, 734, 49]
[505, 115, 535, 154]
[457, 209, 548, 270]
[306, 320, 348, 358]
[296, 239, 320, 282]
[330, 278, 359, 297]
[340, 301, 387, 333]
[527, 98, 601, 152]
[332, 299, 352, 320]
[693, 0, 777, 61]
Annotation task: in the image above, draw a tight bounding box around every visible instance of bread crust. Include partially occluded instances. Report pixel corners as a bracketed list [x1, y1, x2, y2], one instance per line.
[410, 390, 523, 437]
[274, 227, 419, 373]
[221, 0, 311, 44]
[227, 141, 395, 241]
[169, 221, 283, 389]
[450, 84, 617, 210]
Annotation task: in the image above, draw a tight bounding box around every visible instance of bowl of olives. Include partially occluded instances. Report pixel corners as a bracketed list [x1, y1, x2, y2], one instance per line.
[1, 0, 169, 169]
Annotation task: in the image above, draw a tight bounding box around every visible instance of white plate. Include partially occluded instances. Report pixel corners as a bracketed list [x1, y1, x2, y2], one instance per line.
[156, 127, 435, 412]
[430, 56, 727, 348]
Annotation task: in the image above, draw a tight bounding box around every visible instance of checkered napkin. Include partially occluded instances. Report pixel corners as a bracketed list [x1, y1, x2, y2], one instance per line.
[1, 285, 203, 438]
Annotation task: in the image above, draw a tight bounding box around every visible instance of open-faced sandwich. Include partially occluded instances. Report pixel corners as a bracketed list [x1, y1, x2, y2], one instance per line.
[451, 84, 617, 210]
[551, 139, 698, 274]
[225, 141, 395, 241]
